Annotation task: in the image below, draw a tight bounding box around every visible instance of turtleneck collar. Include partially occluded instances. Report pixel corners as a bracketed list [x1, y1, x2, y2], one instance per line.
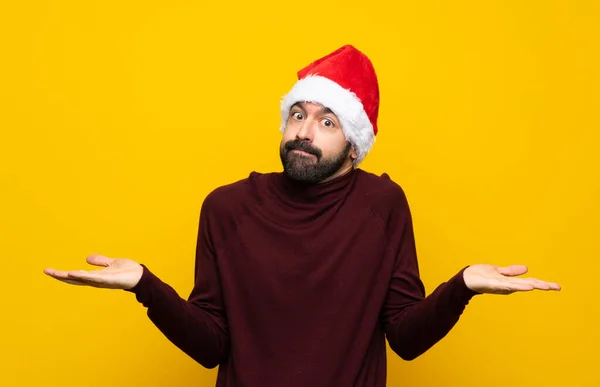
[274, 168, 358, 205]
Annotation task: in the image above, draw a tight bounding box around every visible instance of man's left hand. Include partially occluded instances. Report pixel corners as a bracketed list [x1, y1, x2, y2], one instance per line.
[463, 264, 561, 294]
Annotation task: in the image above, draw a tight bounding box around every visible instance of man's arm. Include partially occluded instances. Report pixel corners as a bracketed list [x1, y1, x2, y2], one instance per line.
[127, 266, 229, 369]
[44, 194, 229, 369]
[378, 184, 560, 361]
[378, 189, 477, 360]
[127, 196, 229, 369]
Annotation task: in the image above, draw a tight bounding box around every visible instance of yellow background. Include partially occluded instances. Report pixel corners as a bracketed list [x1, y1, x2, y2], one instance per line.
[1, 1, 598, 386]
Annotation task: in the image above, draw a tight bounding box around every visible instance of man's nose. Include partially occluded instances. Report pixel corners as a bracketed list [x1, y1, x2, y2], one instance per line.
[295, 118, 315, 141]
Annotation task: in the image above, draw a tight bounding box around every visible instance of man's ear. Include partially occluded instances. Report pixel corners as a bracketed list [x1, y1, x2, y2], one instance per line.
[350, 146, 358, 161]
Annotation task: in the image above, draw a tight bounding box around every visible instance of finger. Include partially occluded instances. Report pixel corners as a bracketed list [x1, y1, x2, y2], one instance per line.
[485, 281, 523, 294]
[534, 278, 561, 290]
[86, 254, 115, 268]
[67, 270, 106, 282]
[496, 265, 528, 277]
[486, 278, 534, 293]
[521, 278, 561, 291]
[44, 268, 74, 280]
[61, 276, 116, 289]
[66, 270, 119, 288]
[44, 269, 89, 286]
[547, 282, 561, 291]
[66, 271, 125, 289]
[502, 275, 561, 291]
[54, 277, 89, 286]
[46, 269, 103, 282]
[502, 279, 535, 292]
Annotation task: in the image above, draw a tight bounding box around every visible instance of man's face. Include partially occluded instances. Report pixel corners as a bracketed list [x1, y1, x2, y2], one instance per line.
[279, 101, 357, 184]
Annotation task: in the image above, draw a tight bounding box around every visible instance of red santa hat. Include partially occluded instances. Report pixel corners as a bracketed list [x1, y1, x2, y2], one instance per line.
[280, 44, 380, 165]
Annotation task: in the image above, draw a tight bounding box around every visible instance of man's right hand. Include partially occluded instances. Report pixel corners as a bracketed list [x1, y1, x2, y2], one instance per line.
[44, 254, 144, 290]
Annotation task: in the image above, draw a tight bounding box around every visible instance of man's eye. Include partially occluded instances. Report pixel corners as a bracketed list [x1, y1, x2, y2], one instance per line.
[292, 112, 303, 120]
[322, 119, 334, 128]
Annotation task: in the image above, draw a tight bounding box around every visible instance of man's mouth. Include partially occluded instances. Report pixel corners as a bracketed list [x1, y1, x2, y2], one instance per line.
[290, 149, 316, 157]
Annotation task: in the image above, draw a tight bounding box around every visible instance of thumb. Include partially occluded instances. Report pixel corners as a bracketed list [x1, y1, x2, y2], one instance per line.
[86, 254, 115, 267]
[496, 264, 528, 277]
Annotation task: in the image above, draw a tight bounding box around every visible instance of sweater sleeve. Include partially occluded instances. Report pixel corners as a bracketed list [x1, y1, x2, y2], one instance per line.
[125, 196, 229, 369]
[379, 185, 479, 361]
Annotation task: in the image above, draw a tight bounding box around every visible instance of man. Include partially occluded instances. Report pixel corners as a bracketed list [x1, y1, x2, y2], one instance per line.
[44, 45, 560, 387]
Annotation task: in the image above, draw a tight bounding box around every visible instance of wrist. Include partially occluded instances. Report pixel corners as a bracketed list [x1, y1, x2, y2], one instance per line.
[124, 264, 147, 292]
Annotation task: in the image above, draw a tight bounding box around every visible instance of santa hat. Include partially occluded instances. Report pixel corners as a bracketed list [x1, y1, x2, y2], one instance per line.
[279, 44, 380, 165]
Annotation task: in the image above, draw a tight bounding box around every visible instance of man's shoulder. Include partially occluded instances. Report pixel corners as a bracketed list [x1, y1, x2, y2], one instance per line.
[354, 169, 411, 215]
[202, 171, 277, 212]
[355, 169, 409, 201]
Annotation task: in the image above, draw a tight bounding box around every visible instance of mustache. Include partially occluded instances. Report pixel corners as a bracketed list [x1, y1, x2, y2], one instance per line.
[284, 140, 322, 159]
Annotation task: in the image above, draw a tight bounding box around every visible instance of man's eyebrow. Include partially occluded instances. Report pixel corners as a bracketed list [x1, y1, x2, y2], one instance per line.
[320, 106, 334, 115]
[291, 101, 335, 117]
[291, 101, 306, 111]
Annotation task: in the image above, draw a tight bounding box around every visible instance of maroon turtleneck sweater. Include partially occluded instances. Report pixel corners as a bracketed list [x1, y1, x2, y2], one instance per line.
[127, 168, 478, 386]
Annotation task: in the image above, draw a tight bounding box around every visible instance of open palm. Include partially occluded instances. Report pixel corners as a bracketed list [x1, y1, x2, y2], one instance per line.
[44, 254, 143, 290]
[463, 264, 561, 294]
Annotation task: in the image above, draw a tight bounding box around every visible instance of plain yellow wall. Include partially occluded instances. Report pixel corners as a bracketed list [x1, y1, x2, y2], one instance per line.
[1, 1, 598, 386]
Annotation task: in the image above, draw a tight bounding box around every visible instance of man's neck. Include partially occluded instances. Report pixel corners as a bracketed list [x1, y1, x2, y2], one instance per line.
[319, 164, 354, 184]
